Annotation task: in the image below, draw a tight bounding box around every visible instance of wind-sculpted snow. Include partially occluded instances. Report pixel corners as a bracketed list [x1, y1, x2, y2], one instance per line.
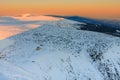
[0, 19, 120, 80]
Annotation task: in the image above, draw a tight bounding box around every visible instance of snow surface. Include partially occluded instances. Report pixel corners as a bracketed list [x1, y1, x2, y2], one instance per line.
[0, 17, 120, 80]
[0, 39, 14, 52]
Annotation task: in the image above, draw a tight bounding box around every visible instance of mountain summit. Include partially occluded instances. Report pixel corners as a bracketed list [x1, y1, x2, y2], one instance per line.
[0, 18, 120, 80]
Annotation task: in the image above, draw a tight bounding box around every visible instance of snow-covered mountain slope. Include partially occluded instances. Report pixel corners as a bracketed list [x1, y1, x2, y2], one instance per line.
[0, 19, 120, 80]
[51, 16, 120, 37]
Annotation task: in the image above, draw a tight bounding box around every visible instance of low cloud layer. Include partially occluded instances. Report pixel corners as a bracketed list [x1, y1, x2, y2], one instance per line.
[0, 16, 62, 39]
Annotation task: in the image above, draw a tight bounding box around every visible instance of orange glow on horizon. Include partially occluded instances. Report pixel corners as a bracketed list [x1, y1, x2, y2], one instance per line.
[0, 0, 120, 19]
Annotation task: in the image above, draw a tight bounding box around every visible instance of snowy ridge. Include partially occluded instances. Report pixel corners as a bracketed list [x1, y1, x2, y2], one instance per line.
[0, 19, 120, 80]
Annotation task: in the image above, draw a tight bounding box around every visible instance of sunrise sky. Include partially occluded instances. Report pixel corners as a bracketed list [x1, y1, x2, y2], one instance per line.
[0, 0, 120, 19]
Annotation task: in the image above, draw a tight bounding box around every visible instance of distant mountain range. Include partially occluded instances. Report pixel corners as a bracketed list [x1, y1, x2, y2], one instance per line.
[48, 15, 120, 37]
